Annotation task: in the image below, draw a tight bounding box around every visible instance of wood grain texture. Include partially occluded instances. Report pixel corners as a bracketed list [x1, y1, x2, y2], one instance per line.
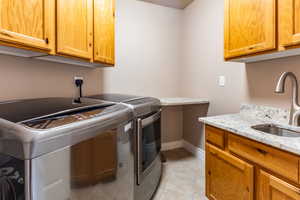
[224, 0, 276, 59]
[206, 143, 254, 200]
[258, 170, 300, 200]
[94, 0, 115, 65]
[0, 0, 55, 51]
[206, 125, 225, 150]
[57, 0, 93, 59]
[279, 0, 300, 49]
[228, 134, 299, 184]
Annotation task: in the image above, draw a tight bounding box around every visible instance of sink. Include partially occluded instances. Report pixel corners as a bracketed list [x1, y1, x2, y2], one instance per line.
[251, 124, 300, 137]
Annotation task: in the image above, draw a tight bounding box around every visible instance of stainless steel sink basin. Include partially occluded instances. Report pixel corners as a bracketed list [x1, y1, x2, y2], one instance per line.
[251, 124, 300, 137]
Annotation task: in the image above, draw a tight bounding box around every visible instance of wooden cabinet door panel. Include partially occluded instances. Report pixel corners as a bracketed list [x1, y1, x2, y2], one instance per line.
[228, 134, 299, 184]
[206, 144, 254, 200]
[224, 0, 276, 59]
[0, 0, 55, 51]
[206, 125, 225, 150]
[57, 0, 93, 59]
[94, 0, 115, 65]
[279, 0, 300, 48]
[258, 170, 300, 200]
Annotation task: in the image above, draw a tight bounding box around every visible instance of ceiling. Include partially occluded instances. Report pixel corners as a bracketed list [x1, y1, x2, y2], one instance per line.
[138, 0, 194, 9]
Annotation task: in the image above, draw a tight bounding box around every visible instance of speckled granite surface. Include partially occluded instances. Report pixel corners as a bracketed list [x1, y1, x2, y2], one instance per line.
[199, 104, 300, 155]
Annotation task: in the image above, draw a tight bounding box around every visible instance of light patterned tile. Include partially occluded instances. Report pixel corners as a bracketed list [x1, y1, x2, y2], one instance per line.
[155, 148, 206, 200]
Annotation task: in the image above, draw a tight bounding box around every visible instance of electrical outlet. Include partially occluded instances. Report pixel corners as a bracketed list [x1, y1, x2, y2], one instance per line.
[218, 76, 226, 87]
[74, 76, 83, 81]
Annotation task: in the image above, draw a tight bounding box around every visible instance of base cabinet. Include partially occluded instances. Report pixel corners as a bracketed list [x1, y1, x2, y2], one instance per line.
[206, 144, 254, 200]
[205, 125, 300, 200]
[258, 170, 300, 200]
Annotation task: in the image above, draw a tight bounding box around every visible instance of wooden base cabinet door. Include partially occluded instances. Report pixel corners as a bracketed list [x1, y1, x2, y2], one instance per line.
[206, 144, 254, 200]
[94, 0, 115, 65]
[57, 0, 93, 60]
[258, 170, 300, 200]
[279, 0, 300, 48]
[224, 0, 276, 59]
[0, 0, 55, 51]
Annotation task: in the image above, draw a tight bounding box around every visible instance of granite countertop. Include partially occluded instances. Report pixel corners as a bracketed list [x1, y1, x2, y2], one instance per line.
[159, 97, 209, 106]
[199, 104, 300, 155]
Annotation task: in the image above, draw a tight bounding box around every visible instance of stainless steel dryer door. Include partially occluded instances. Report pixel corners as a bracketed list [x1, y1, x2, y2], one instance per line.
[30, 122, 134, 200]
[137, 111, 161, 185]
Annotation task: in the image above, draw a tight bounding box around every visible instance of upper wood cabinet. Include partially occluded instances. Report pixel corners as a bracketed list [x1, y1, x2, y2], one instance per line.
[258, 170, 300, 200]
[224, 0, 276, 59]
[0, 0, 55, 52]
[94, 0, 115, 65]
[279, 0, 300, 49]
[0, 0, 115, 66]
[56, 0, 93, 60]
[206, 144, 254, 200]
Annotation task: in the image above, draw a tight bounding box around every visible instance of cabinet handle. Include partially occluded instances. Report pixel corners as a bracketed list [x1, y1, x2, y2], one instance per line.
[210, 151, 218, 157]
[0, 31, 12, 38]
[246, 186, 250, 192]
[256, 148, 267, 155]
[45, 38, 49, 44]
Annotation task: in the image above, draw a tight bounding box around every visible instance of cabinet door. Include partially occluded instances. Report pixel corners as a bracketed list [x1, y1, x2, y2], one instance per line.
[224, 0, 276, 59]
[206, 144, 254, 200]
[258, 170, 300, 200]
[57, 0, 93, 59]
[279, 0, 300, 48]
[0, 0, 55, 51]
[94, 0, 115, 65]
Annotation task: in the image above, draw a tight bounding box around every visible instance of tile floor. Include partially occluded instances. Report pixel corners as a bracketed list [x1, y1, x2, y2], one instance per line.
[152, 148, 208, 200]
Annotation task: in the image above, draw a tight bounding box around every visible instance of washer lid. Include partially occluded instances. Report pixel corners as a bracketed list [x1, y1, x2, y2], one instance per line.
[0, 97, 112, 123]
[88, 93, 143, 103]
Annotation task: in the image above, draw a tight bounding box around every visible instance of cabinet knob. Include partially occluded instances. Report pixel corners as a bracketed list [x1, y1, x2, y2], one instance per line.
[256, 148, 267, 155]
[45, 38, 49, 44]
[246, 186, 249, 192]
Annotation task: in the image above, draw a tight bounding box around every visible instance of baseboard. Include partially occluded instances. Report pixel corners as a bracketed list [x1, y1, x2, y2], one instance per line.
[161, 140, 183, 151]
[162, 140, 205, 160]
[182, 140, 205, 160]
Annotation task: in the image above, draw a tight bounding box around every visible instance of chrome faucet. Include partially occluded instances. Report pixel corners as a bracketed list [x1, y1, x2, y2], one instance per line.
[275, 72, 300, 126]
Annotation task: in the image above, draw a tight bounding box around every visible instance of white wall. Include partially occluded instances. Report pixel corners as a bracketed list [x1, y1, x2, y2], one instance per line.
[98, 0, 183, 97]
[180, 0, 245, 116]
[0, 54, 101, 101]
